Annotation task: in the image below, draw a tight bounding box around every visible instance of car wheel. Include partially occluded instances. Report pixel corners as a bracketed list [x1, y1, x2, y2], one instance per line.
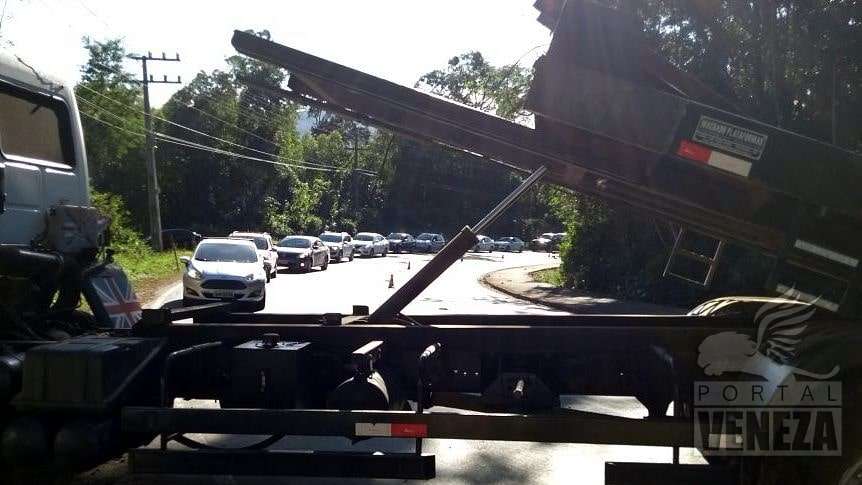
[265, 268, 271, 283]
[271, 266, 277, 279]
[349, 251, 354, 262]
[322, 257, 329, 270]
[382, 248, 388, 257]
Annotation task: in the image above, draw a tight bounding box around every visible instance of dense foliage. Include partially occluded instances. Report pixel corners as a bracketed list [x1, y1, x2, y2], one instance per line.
[557, 0, 860, 307]
[79, 37, 571, 245]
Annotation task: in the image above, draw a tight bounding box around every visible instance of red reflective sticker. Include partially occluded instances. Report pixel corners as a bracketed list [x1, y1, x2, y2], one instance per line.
[677, 139, 712, 163]
[391, 423, 428, 438]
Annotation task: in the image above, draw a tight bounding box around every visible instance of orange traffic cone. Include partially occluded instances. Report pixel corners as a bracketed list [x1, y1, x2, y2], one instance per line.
[388, 274, 395, 288]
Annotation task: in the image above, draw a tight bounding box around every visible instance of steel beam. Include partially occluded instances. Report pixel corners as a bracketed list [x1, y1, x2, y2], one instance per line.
[129, 449, 436, 479]
[123, 407, 694, 447]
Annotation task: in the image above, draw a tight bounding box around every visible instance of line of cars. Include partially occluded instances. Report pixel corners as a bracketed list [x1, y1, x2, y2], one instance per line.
[178, 230, 390, 310]
[178, 229, 548, 311]
[387, 233, 528, 254]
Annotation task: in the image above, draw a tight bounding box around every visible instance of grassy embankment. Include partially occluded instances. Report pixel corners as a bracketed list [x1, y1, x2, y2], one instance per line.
[113, 248, 191, 305]
[531, 267, 565, 287]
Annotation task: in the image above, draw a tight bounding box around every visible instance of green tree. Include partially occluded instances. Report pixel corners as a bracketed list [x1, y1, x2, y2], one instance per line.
[75, 38, 148, 230]
[557, 0, 860, 305]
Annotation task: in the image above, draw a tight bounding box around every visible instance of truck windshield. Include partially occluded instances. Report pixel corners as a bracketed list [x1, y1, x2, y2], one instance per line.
[194, 243, 257, 263]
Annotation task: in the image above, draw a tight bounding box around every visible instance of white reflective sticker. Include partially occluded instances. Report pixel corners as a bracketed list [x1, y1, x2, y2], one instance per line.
[355, 422, 391, 437]
[708, 151, 752, 177]
[794, 240, 859, 268]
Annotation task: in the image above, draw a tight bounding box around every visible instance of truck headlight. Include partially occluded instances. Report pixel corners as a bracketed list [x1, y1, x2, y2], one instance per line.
[187, 267, 202, 280]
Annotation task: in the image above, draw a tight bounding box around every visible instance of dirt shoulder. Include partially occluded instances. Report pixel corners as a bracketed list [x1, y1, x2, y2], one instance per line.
[135, 274, 181, 308]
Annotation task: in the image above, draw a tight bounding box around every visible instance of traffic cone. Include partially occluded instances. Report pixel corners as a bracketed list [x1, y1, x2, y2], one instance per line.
[388, 274, 394, 288]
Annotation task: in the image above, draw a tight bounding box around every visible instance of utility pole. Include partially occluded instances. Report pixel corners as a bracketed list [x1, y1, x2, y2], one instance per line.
[129, 52, 181, 251]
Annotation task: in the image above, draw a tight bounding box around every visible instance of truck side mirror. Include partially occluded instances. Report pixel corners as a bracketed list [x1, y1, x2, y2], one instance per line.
[179, 256, 191, 266]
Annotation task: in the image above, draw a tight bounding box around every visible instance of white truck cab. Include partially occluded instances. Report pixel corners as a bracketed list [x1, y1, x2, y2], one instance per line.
[0, 53, 89, 246]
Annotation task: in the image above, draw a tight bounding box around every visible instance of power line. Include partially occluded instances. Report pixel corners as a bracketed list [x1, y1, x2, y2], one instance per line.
[88, 61, 287, 148]
[75, 0, 114, 34]
[156, 134, 374, 176]
[76, 83, 346, 171]
[157, 133, 340, 173]
[80, 110, 372, 176]
[79, 95, 375, 176]
[79, 82, 283, 161]
[79, 109, 145, 138]
[0, 0, 9, 35]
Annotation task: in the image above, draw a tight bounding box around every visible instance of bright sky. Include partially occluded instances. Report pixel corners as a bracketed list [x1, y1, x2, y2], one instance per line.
[0, 0, 551, 106]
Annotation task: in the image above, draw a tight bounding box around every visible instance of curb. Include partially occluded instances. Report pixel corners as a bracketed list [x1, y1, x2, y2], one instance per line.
[481, 264, 684, 315]
[481, 264, 571, 312]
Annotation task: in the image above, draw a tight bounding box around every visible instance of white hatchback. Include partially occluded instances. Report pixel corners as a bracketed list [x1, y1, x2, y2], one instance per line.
[181, 238, 267, 311]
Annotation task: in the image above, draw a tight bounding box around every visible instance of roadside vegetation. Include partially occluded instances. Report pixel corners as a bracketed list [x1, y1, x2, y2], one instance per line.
[91, 190, 189, 303]
[531, 267, 564, 288]
[555, 1, 860, 309]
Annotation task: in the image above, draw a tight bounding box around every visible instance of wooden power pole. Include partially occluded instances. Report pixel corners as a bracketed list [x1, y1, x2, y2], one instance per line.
[130, 52, 181, 251]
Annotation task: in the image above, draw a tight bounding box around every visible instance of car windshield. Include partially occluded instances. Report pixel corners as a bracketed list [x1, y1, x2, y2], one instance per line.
[194, 243, 257, 263]
[278, 237, 311, 248]
[388, 233, 406, 239]
[355, 234, 374, 241]
[417, 233, 434, 240]
[320, 234, 343, 243]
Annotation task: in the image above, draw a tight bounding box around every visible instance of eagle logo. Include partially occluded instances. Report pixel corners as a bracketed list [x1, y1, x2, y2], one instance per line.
[697, 291, 839, 389]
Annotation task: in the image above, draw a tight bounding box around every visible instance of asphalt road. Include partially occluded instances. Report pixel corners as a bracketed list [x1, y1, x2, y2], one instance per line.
[158, 250, 566, 315]
[106, 251, 704, 485]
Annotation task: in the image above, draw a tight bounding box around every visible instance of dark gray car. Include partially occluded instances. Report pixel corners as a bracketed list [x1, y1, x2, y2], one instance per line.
[275, 236, 330, 272]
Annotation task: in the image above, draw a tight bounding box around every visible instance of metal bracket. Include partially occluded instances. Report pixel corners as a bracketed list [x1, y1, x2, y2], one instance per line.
[351, 340, 383, 378]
